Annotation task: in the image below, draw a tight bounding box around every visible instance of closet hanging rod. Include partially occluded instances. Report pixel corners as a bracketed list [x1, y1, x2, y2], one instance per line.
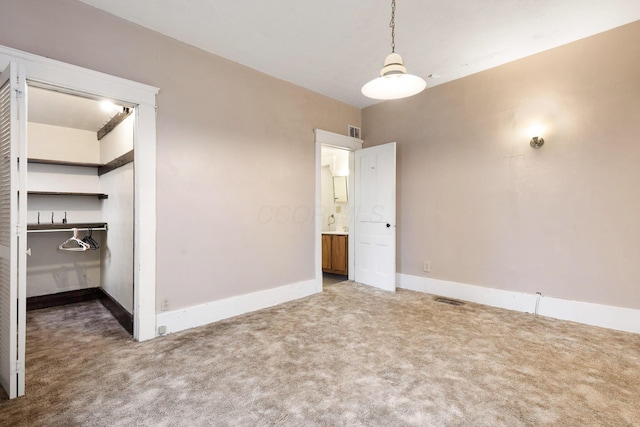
[27, 223, 108, 233]
[27, 226, 108, 234]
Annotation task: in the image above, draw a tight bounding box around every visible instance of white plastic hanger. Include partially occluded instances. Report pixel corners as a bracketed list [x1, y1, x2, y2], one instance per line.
[58, 228, 91, 251]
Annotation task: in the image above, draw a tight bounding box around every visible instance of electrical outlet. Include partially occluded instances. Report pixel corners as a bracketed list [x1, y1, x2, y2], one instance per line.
[423, 261, 431, 273]
[161, 298, 170, 311]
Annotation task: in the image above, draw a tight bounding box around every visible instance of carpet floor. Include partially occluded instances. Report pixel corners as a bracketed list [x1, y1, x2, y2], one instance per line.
[1, 281, 639, 426]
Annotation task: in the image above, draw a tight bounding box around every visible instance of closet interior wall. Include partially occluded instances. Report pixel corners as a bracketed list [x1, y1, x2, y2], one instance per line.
[26, 92, 134, 314]
[99, 115, 134, 313]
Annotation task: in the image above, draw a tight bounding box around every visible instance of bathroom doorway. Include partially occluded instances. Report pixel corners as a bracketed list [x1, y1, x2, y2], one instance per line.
[314, 128, 398, 293]
[314, 129, 360, 289]
[321, 146, 351, 286]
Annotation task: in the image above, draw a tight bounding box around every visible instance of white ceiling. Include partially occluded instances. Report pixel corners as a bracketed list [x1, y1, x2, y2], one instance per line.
[322, 146, 350, 167]
[78, 0, 640, 108]
[28, 86, 122, 131]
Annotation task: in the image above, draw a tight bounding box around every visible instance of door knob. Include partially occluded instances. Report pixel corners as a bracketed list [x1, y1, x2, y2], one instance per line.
[386, 223, 391, 228]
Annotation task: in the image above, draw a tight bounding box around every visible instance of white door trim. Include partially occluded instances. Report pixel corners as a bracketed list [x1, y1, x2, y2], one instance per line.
[0, 44, 159, 342]
[314, 129, 363, 287]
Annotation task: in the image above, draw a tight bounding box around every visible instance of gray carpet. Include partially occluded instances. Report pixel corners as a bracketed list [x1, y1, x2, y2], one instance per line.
[1, 281, 639, 426]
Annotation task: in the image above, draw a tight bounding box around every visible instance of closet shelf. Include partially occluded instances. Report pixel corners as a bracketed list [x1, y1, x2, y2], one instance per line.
[27, 158, 103, 168]
[24, 150, 133, 176]
[27, 222, 108, 233]
[98, 150, 134, 176]
[27, 191, 108, 199]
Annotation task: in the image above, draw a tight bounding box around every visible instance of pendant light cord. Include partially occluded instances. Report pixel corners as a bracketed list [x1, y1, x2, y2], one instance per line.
[390, 0, 396, 53]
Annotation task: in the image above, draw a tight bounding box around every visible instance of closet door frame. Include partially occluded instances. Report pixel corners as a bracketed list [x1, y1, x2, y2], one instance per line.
[0, 44, 159, 342]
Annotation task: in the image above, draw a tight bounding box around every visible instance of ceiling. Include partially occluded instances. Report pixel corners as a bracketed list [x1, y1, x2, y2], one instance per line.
[78, 0, 640, 108]
[28, 86, 122, 132]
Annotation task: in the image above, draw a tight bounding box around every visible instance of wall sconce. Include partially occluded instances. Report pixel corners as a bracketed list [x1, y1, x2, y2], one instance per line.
[530, 136, 544, 149]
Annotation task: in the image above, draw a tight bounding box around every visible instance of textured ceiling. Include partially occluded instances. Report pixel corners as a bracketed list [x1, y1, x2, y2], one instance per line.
[78, 0, 640, 108]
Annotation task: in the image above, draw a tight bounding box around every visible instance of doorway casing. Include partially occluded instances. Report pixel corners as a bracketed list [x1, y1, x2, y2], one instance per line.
[314, 129, 362, 289]
[0, 44, 158, 342]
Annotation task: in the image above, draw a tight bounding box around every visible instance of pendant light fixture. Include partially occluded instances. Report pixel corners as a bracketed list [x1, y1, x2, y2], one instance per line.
[361, 0, 427, 100]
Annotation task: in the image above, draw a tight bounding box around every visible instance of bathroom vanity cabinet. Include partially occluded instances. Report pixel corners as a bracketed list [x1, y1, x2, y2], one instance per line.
[322, 233, 348, 275]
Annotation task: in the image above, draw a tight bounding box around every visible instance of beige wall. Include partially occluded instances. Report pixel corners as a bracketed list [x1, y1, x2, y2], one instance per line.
[0, 0, 360, 311]
[363, 21, 640, 310]
[4, 0, 636, 314]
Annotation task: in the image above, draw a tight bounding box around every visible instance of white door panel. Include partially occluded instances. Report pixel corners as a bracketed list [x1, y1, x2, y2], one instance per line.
[0, 62, 27, 399]
[354, 142, 396, 291]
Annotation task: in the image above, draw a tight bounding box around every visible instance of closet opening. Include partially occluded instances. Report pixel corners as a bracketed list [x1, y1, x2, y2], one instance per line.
[24, 83, 135, 335]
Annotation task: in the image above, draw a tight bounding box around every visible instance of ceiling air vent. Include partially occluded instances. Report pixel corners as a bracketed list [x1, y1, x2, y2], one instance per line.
[348, 125, 360, 139]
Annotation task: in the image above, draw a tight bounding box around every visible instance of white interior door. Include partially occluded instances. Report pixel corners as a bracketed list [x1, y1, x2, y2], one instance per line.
[354, 142, 396, 291]
[0, 62, 27, 399]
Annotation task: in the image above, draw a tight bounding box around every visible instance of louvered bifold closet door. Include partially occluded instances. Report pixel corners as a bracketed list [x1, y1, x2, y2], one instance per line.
[0, 62, 26, 399]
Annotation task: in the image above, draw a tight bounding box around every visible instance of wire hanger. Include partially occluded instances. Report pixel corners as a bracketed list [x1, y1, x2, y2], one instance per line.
[59, 228, 91, 252]
[82, 228, 100, 250]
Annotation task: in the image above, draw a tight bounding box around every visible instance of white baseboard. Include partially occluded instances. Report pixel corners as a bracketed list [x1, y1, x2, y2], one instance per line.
[397, 273, 640, 335]
[156, 278, 320, 335]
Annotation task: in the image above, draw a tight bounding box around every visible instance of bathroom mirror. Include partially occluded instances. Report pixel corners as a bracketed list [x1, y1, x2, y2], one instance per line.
[333, 176, 348, 203]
